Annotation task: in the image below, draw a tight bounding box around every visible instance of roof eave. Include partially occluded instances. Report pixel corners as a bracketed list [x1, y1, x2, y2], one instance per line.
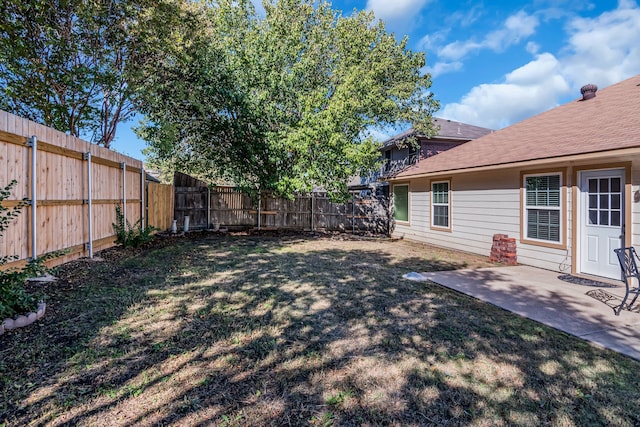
[389, 146, 640, 181]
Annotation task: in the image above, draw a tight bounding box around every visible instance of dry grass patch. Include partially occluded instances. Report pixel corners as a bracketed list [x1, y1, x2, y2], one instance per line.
[1, 232, 639, 426]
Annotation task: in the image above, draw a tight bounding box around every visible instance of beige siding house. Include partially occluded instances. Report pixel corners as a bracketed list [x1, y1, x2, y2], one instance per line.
[389, 75, 640, 281]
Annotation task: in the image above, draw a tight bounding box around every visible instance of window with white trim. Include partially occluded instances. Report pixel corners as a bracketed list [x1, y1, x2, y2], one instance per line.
[431, 181, 450, 228]
[524, 173, 561, 242]
[393, 185, 409, 222]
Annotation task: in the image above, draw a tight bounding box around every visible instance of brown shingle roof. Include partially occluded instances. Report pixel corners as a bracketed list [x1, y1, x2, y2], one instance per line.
[395, 74, 640, 178]
[382, 117, 493, 148]
[433, 117, 494, 140]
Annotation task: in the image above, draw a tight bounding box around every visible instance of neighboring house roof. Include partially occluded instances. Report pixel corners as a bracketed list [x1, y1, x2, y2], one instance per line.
[382, 117, 493, 149]
[145, 171, 162, 183]
[394, 74, 640, 179]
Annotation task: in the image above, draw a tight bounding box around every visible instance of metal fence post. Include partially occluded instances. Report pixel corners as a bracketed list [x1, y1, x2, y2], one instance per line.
[27, 135, 37, 260]
[83, 152, 93, 258]
[121, 162, 127, 221]
[141, 169, 145, 228]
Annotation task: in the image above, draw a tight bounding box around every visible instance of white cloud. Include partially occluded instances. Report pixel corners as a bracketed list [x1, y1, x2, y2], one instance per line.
[366, 0, 431, 26]
[440, 1, 640, 129]
[424, 61, 463, 78]
[526, 41, 540, 54]
[438, 40, 482, 62]
[562, 1, 640, 90]
[440, 53, 571, 129]
[438, 11, 539, 61]
[418, 31, 449, 51]
[448, 7, 483, 28]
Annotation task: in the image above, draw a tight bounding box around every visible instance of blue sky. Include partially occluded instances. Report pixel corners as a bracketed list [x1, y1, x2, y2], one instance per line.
[112, 0, 640, 161]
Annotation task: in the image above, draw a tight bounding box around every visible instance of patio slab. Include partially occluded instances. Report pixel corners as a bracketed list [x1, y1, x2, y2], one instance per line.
[418, 266, 640, 361]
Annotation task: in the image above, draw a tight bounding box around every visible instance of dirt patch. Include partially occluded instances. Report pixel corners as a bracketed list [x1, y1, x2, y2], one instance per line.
[1, 233, 638, 426]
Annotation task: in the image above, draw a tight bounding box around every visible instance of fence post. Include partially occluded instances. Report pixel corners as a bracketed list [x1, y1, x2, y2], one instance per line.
[352, 193, 355, 234]
[257, 191, 261, 231]
[83, 152, 93, 258]
[140, 169, 145, 228]
[311, 192, 315, 232]
[121, 162, 127, 222]
[207, 186, 211, 230]
[27, 135, 37, 260]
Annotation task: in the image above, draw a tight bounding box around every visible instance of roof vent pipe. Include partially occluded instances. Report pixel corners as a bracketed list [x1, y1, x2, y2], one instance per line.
[580, 84, 597, 101]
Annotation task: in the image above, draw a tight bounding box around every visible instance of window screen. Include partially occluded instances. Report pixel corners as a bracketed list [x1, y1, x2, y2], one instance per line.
[432, 181, 449, 228]
[525, 174, 561, 242]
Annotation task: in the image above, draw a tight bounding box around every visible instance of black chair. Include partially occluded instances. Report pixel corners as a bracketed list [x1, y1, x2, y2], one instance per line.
[613, 247, 640, 315]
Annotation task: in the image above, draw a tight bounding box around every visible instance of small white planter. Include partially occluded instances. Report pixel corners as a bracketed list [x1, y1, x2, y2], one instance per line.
[3, 318, 15, 330]
[36, 302, 46, 319]
[0, 302, 47, 334]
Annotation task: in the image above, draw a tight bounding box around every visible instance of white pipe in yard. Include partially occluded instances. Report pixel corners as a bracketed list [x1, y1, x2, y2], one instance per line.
[85, 152, 94, 258]
[29, 135, 37, 260]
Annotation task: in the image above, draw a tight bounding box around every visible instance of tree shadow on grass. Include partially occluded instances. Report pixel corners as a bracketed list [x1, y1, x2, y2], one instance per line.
[1, 233, 639, 426]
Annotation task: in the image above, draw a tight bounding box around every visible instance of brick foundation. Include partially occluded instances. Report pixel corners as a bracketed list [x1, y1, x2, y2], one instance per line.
[489, 234, 517, 265]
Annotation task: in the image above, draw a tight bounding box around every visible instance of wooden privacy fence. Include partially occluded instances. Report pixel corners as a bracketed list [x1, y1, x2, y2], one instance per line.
[0, 110, 171, 268]
[146, 182, 174, 232]
[173, 173, 390, 233]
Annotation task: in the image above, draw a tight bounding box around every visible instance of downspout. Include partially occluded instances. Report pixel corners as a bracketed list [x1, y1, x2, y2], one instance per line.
[28, 135, 37, 260]
[84, 152, 93, 258]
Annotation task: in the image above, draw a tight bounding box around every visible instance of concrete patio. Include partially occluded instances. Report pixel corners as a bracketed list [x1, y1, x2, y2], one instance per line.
[418, 265, 640, 361]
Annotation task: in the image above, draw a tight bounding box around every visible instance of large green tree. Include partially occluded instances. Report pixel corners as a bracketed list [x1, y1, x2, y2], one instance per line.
[0, 0, 190, 148]
[139, 0, 439, 199]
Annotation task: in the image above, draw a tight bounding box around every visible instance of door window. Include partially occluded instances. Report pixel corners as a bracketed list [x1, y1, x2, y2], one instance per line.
[588, 177, 621, 227]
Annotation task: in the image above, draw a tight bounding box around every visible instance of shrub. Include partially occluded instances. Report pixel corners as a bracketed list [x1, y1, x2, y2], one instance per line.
[0, 257, 50, 319]
[112, 204, 158, 248]
[0, 180, 55, 319]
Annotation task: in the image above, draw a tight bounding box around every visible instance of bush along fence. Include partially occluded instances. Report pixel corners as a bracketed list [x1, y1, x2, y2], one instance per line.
[173, 172, 391, 234]
[0, 110, 171, 268]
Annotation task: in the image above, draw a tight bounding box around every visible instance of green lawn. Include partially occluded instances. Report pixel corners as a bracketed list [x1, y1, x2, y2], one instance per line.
[1, 233, 638, 426]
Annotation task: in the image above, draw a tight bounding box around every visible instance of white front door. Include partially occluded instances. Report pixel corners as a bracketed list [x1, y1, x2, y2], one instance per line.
[579, 169, 624, 279]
